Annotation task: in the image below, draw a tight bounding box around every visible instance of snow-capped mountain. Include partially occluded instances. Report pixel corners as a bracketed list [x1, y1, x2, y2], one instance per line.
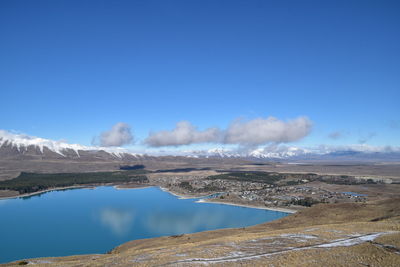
[0, 130, 141, 161]
[252, 146, 400, 161]
[182, 145, 400, 161]
[181, 145, 313, 159]
[1, 130, 399, 162]
[247, 146, 311, 159]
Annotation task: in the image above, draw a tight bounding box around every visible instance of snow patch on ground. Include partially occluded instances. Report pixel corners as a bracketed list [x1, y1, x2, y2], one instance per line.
[316, 233, 383, 248]
[280, 233, 318, 240]
[168, 232, 391, 265]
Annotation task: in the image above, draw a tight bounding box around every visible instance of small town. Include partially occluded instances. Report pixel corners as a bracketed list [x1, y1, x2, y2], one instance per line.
[157, 171, 372, 210]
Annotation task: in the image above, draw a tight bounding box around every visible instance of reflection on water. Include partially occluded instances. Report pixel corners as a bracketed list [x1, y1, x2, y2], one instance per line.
[146, 210, 226, 235]
[0, 186, 288, 263]
[99, 208, 135, 236]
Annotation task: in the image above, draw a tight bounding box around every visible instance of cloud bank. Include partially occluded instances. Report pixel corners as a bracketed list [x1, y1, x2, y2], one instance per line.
[145, 121, 220, 147]
[144, 117, 312, 147]
[224, 116, 312, 146]
[97, 123, 134, 147]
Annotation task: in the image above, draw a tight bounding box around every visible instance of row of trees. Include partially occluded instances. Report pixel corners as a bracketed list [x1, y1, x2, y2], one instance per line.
[0, 171, 148, 194]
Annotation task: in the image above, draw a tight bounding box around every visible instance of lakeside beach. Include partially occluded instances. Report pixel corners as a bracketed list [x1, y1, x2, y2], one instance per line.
[196, 199, 297, 213]
[159, 186, 297, 213]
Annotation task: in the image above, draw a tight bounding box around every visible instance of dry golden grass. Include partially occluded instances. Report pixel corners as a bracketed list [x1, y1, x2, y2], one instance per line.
[375, 232, 400, 248]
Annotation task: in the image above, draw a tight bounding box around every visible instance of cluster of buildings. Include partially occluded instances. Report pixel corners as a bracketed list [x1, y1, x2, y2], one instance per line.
[166, 174, 368, 208]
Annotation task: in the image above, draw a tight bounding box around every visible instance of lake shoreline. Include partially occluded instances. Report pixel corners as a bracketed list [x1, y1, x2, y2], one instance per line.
[196, 199, 297, 213]
[0, 184, 296, 213]
[0, 185, 92, 200]
[159, 186, 218, 199]
[0, 183, 151, 200]
[114, 184, 154, 190]
[159, 186, 297, 213]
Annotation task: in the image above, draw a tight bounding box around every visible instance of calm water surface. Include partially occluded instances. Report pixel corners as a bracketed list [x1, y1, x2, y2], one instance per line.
[0, 186, 288, 263]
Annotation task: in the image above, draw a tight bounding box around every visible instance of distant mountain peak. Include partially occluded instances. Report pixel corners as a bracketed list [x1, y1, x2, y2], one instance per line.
[0, 130, 89, 157]
[0, 130, 140, 160]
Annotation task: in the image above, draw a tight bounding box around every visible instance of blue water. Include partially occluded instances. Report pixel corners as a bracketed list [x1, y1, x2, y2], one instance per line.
[0, 186, 288, 263]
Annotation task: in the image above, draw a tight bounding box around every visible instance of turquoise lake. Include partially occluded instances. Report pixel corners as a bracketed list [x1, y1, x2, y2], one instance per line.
[0, 186, 288, 263]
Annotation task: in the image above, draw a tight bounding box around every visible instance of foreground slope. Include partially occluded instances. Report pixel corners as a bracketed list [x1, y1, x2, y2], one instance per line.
[3, 198, 399, 266]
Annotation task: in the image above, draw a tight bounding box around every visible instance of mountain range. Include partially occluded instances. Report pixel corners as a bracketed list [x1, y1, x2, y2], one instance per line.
[1, 130, 399, 162]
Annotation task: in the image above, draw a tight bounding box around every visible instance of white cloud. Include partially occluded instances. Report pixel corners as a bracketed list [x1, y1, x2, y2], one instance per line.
[224, 116, 312, 145]
[144, 117, 312, 147]
[317, 144, 400, 154]
[145, 121, 221, 147]
[97, 123, 134, 147]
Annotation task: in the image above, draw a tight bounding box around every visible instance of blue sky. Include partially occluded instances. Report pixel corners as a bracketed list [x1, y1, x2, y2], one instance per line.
[0, 0, 399, 151]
